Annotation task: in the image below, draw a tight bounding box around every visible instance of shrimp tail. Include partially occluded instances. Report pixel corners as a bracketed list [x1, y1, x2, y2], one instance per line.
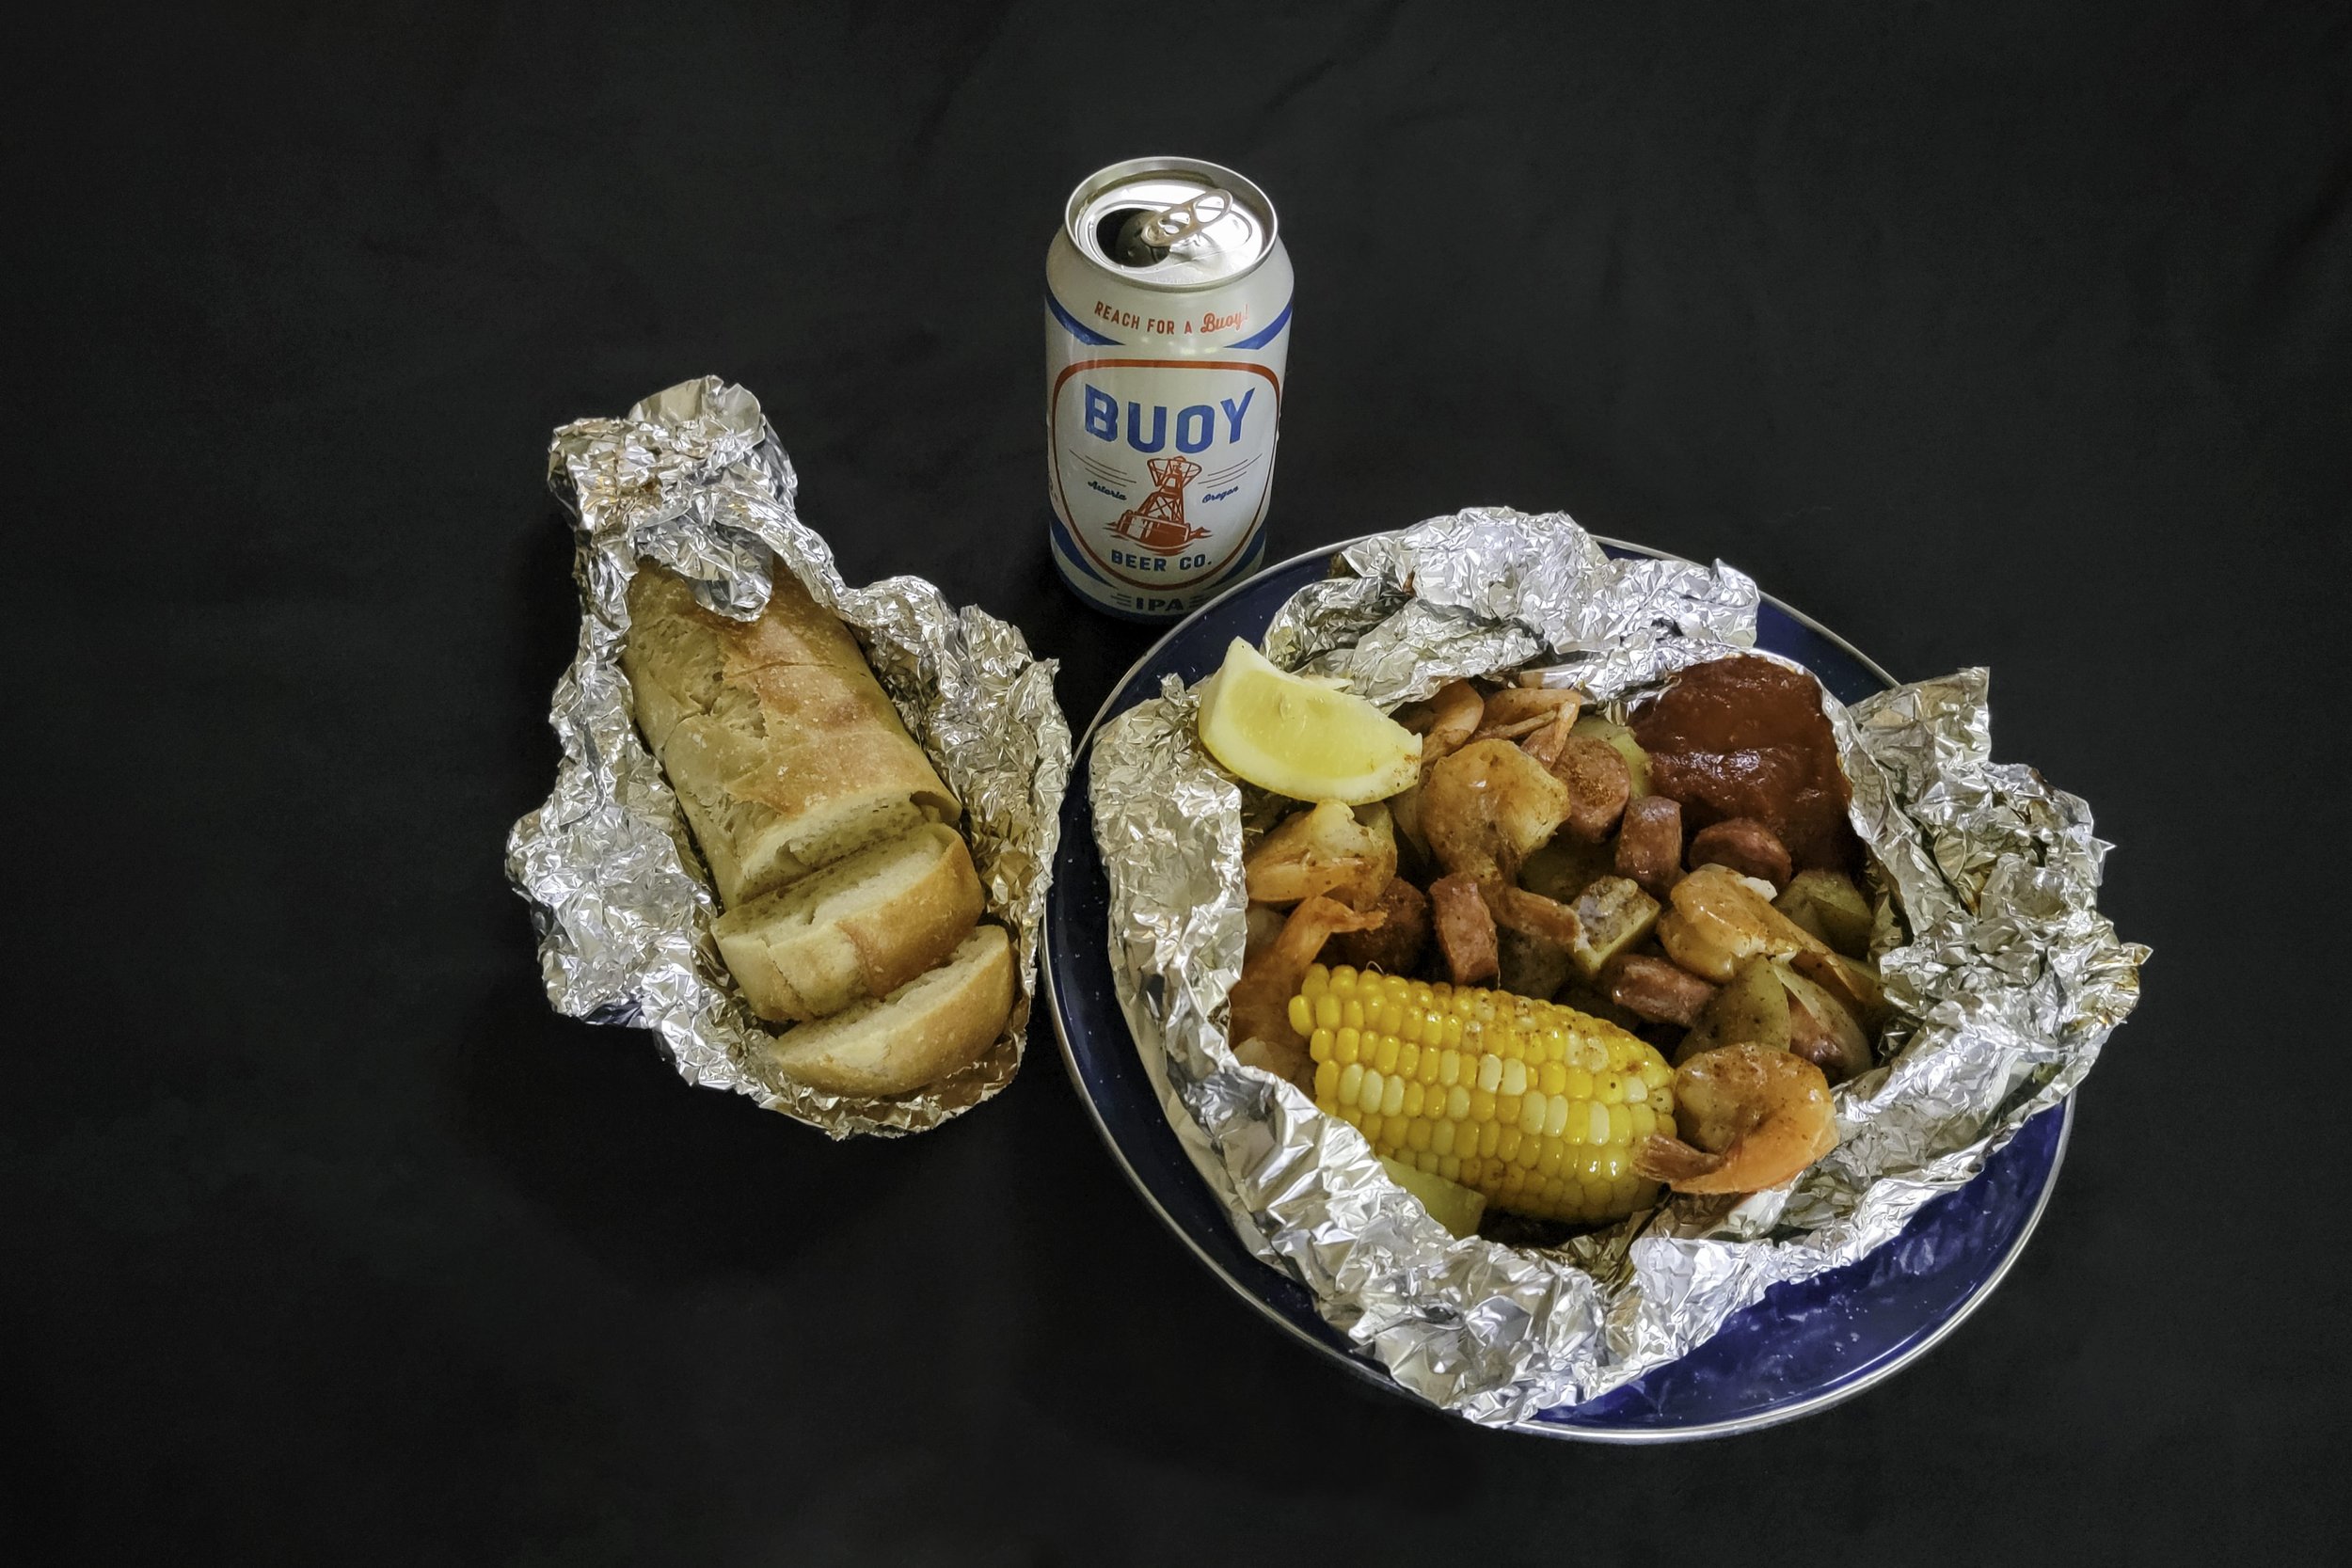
[1633, 1134, 1726, 1186]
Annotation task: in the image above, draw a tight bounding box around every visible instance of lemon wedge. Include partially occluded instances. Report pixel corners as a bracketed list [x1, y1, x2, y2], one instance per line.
[1378, 1156, 1486, 1239]
[1194, 638, 1422, 804]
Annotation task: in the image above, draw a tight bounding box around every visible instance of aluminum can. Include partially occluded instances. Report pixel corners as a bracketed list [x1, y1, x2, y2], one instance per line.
[1045, 157, 1293, 620]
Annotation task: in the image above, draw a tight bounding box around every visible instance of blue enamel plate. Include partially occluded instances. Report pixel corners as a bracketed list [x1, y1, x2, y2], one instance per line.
[1041, 537, 2071, 1441]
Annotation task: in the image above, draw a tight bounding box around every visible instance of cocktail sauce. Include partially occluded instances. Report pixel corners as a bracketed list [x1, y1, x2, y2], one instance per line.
[1629, 655, 1861, 874]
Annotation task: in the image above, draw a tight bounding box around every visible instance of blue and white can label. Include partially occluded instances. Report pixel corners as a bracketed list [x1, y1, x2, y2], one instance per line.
[1045, 159, 1292, 620]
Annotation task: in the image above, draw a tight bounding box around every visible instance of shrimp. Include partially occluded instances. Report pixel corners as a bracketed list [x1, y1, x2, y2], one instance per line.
[1634, 1043, 1838, 1195]
[1419, 737, 1572, 880]
[1470, 686, 1582, 743]
[1244, 800, 1396, 909]
[1395, 678, 1485, 766]
[1227, 895, 1381, 1091]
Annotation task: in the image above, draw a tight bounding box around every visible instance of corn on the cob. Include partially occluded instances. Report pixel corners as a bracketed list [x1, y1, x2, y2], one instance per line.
[1291, 963, 1676, 1225]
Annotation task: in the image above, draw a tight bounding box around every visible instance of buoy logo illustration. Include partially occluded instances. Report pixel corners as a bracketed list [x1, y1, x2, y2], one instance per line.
[1108, 455, 1210, 554]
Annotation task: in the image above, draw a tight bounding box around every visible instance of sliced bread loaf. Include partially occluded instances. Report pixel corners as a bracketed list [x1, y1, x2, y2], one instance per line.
[711, 824, 984, 1023]
[622, 564, 959, 906]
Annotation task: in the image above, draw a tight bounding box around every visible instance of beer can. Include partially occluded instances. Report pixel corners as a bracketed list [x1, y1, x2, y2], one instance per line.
[1044, 157, 1293, 620]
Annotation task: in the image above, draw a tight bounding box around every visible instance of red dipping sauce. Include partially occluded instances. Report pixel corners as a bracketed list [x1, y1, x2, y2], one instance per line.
[1629, 655, 1861, 874]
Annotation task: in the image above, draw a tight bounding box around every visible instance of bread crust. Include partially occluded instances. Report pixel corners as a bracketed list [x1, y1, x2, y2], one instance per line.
[765, 926, 1015, 1096]
[622, 564, 959, 906]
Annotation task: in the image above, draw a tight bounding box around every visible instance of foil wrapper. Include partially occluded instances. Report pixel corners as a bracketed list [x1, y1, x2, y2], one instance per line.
[506, 376, 1071, 1137]
[1091, 507, 2144, 1422]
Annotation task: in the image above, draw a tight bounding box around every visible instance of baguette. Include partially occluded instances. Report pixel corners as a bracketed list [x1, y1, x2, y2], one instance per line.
[711, 824, 984, 1023]
[765, 925, 1015, 1096]
[622, 565, 959, 907]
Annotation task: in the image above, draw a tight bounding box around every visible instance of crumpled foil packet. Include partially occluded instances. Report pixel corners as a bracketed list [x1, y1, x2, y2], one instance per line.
[1091, 507, 2144, 1422]
[506, 376, 1071, 1138]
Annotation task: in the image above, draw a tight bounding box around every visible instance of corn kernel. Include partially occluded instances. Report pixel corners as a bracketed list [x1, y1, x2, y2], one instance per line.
[1501, 1058, 1528, 1097]
[1314, 995, 1342, 1032]
[1446, 1085, 1470, 1121]
[1469, 1088, 1496, 1123]
[1396, 1041, 1419, 1078]
[1496, 1094, 1520, 1128]
[1455, 1156, 1479, 1185]
[1438, 1049, 1463, 1086]
[1476, 1054, 1503, 1094]
[1417, 1046, 1442, 1085]
[1441, 1015, 1464, 1048]
[1402, 1082, 1425, 1118]
[1406, 1117, 1433, 1152]
[1495, 1126, 1522, 1164]
[1536, 1141, 1566, 1179]
[1629, 1103, 1657, 1139]
[1586, 1102, 1612, 1145]
[1597, 1145, 1628, 1181]
[1308, 1028, 1334, 1064]
[1288, 995, 1313, 1037]
[1538, 1060, 1567, 1096]
[1432, 1120, 1456, 1156]
[1609, 1103, 1632, 1145]
[1564, 1066, 1594, 1101]
[1336, 1062, 1364, 1107]
[1438, 1155, 1462, 1182]
[1342, 998, 1365, 1032]
[1361, 1113, 1386, 1145]
[1659, 1113, 1677, 1141]
[1518, 1092, 1548, 1134]
[1380, 1075, 1406, 1117]
[1358, 1069, 1386, 1114]
[1313, 1060, 1338, 1101]
[1641, 1059, 1673, 1092]
[1333, 1027, 1360, 1067]
[1330, 966, 1357, 995]
[1301, 964, 1328, 999]
[1378, 1000, 1405, 1037]
[1478, 1122, 1502, 1158]
[1400, 1006, 1423, 1043]
[1544, 1095, 1570, 1139]
[1516, 1134, 1543, 1169]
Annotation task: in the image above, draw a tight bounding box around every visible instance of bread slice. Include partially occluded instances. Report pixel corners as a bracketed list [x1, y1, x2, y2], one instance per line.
[765, 925, 1015, 1097]
[711, 823, 984, 1023]
[622, 564, 960, 906]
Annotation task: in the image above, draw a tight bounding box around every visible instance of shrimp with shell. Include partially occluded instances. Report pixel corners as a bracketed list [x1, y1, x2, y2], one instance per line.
[1227, 895, 1382, 1091]
[1633, 1042, 1838, 1194]
[1243, 800, 1396, 909]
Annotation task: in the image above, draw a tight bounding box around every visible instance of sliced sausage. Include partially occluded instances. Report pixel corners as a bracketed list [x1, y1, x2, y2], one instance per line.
[1326, 877, 1430, 975]
[1687, 816, 1793, 890]
[1547, 733, 1631, 843]
[1427, 873, 1500, 987]
[1606, 954, 1720, 1027]
[1614, 794, 1683, 897]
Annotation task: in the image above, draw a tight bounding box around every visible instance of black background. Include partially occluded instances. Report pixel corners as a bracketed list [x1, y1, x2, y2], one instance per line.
[14, 2, 2349, 1562]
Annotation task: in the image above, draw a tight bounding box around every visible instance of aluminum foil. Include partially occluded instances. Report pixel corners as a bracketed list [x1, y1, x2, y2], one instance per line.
[1091, 506, 2144, 1422]
[506, 376, 1071, 1137]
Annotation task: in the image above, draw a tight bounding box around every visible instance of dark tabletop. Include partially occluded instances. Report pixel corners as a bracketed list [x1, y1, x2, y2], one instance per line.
[14, 3, 2349, 1563]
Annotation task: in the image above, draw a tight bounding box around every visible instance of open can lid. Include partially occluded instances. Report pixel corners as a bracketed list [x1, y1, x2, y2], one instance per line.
[1065, 157, 1279, 291]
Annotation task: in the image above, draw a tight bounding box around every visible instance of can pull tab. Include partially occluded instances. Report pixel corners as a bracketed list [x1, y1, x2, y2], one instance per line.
[1111, 189, 1235, 265]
